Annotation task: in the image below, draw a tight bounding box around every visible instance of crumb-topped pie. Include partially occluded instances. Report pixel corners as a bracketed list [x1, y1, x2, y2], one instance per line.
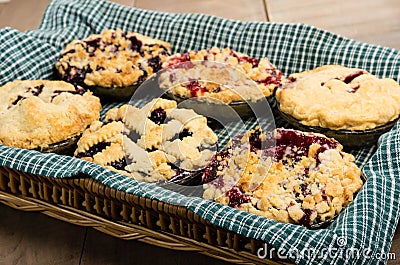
[276, 65, 400, 130]
[202, 127, 363, 227]
[74, 98, 218, 183]
[55, 29, 170, 99]
[159, 47, 284, 104]
[0, 80, 101, 150]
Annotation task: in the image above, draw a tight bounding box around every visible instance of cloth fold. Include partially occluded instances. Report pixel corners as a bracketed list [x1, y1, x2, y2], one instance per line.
[0, 0, 399, 264]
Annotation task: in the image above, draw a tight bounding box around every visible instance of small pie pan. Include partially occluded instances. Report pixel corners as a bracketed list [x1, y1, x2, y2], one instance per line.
[34, 135, 81, 155]
[164, 92, 275, 123]
[156, 169, 204, 197]
[88, 74, 161, 102]
[167, 169, 204, 186]
[307, 215, 338, 229]
[277, 104, 398, 149]
[53, 71, 145, 102]
[309, 187, 364, 229]
[87, 84, 140, 102]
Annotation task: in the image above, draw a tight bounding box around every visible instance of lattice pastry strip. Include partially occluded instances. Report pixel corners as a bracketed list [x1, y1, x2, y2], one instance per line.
[74, 98, 218, 183]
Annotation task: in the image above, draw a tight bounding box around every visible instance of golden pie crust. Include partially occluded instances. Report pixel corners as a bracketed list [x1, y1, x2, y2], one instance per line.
[276, 65, 400, 130]
[0, 80, 101, 149]
[160, 47, 284, 104]
[55, 29, 170, 88]
[74, 98, 218, 182]
[203, 128, 363, 226]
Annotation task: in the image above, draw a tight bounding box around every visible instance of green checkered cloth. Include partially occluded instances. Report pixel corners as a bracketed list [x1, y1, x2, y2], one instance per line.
[1, 0, 399, 264]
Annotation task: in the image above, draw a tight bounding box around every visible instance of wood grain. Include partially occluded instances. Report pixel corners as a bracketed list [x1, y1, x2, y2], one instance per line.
[0, 203, 84, 265]
[0, 0, 133, 31]
[266, 0, 400, 50]
[135, 0, 268, 21]
[80, 229, 232, 265]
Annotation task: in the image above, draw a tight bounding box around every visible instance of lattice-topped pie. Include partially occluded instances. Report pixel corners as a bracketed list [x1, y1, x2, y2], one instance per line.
[0, 80, 101, 150]
[74, 98, 218, 182]
[202, 128, 363, 226]
[276, 65, 400, 130]
[55, 29, 170, 89]
[160, 47, 284, 104]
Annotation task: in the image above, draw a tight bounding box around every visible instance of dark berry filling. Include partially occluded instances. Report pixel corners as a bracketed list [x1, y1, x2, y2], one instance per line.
[179, 129, 193, 140]
[228, 49, 260, 68]
[239, 56, 260, 67]
[300, 183, 310, 196]
[147, 56, 162, 72]
[51, 86, 86, 100]
[85, 37, 102, 50]
[257, 71, 283, 86]
[249, 129, 262, 152]
[96, 65, 106, 71]
[203, 48, 218, 60]
[226, 186, 251, 207]
[61, 49, 76, 56]
[186, 80, 206, 97]
[202, 148, 231, 184]
[74, 86, 87, 95]
[128, 36, 143, 52]
[146, 147, 158, 152]
[75, 142, 111, 158]
[169, 72, 177, 83]
[149, 108, 167, 125]
[298, 209, 316, 227]
[166, 53, 190, 68]
[260, 129, 338, 163]
[147, 44, 169, 52]
[58, 32, 166, 87]
[109, 45, 120, 54]
[85, 37, 103, 56]
[61, 65, 90, 86]
[107, 159, 127, 171]
[347, 85, 360, 93]
[32, 85, 44, 96]
[276, 129, 337, 151]
[321, 190, 328, 201]
[248, 128, 275, 153]
[11, 95, 26, 105]
[343, 70, 364, 84]
[261, 145, 288, 162]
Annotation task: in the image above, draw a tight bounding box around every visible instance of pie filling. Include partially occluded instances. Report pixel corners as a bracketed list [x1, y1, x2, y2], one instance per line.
[159, 47, 284, 103]
[202, 127, 363, 227]
[276, 65, 400, 130]
[74, 98, 218, 183]
[0, 80, 101, 150]
[56, 29, 171, 89]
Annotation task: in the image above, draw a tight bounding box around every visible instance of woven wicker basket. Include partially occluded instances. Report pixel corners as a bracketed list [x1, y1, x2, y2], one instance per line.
[0, 165, 291, 265]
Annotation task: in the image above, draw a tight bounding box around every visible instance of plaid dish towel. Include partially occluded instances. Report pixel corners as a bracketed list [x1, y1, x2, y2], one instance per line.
[1, 0, 400, 264]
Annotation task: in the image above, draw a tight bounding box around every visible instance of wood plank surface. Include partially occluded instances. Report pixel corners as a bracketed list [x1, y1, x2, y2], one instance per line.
[267, 0, 400, 50]
[0, 0, 133, 31]
[0, 203, 84, 265]
[81, 229, 231, 265]
[135, 0, 268, 21]
[389, 226, 400, 264]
